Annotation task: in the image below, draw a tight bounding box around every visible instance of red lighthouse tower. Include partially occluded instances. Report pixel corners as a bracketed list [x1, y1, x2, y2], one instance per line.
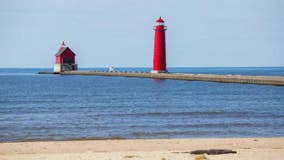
[152, 16, 167, 73]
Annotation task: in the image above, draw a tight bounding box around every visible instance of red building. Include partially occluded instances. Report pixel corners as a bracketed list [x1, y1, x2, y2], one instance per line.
[53, 41, 78, 73]
[152, 16, 167, 73]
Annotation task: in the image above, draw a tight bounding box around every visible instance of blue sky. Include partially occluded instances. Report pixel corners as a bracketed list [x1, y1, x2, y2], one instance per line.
[0, 0, 283, 68]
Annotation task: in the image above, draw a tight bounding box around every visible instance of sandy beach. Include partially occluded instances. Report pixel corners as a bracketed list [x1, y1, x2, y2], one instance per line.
[0, 137, 283, 160]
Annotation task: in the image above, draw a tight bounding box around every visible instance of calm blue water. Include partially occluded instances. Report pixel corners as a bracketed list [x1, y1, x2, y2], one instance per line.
[0, 67, 284, 142]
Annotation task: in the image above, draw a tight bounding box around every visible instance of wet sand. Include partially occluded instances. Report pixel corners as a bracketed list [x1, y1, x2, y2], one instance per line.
[1, 137, 284, 160]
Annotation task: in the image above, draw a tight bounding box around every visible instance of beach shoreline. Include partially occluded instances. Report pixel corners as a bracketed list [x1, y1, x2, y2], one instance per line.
[1, 137, 283, 160]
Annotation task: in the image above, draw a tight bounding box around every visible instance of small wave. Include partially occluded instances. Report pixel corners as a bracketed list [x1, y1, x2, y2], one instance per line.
[0, 73, 37, 76]
[127, 122, 270, 129]
[105, 111, 284, 119]
[131, 130, 256, 138]
[67, 136, 126, 141]
[110, 111, 251, 116]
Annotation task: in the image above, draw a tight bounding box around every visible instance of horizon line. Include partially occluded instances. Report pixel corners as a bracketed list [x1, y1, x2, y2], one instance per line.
[0, 66, 283, 69]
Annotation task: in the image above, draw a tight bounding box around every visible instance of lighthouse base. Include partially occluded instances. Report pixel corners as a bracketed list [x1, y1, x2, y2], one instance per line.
[151, 70, 168, 74]
[54, 64, 78, 73]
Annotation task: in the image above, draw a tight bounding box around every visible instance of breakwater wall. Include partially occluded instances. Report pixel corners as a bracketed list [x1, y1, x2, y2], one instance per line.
[43, 71, 284, 86]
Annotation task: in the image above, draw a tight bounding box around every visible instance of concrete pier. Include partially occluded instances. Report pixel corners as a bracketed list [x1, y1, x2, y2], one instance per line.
[40, 70, 284, 86]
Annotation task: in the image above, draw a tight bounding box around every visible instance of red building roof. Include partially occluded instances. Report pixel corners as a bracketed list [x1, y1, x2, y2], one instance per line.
[55, 47, 76, 56]
[55, 41, 76, 56]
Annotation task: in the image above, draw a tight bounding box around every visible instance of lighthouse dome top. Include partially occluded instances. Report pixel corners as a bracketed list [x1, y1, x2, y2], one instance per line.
[156, 16, 164, 23]
[58, 41, 67, 51]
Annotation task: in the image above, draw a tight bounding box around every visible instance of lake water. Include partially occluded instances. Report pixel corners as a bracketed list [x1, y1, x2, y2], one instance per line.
[0, 67, 284, 142]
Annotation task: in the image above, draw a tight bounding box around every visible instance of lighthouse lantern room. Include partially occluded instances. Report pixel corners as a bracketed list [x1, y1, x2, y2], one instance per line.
[53, 41, 78, 73]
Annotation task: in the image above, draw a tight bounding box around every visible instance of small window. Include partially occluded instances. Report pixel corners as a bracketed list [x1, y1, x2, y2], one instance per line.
[63, 58, 74, 64]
